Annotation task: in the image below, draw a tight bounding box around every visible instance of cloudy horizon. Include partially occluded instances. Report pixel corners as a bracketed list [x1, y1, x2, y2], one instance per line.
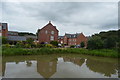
[1, 2, 118, 36]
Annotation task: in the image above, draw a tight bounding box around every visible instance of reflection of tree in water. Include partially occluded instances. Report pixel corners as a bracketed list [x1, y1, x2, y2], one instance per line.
[26, 61, 32, 67]
[86, 59, 118, 77]
[2, 62, 5, 76]
[37, 59, 57, 78]
[63, 57, 85, 67]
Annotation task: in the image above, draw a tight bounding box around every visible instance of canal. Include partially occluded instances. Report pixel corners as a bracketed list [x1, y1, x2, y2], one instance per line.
[2, 54, 118, 78]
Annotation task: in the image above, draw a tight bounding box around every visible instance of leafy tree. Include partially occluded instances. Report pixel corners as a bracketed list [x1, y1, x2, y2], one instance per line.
[80, 42, 85, 48]
[104, 37, 116, 48]
[87, 36, 104, 49]
[2, 37, 8, 44]
[50, 41, 58, 47]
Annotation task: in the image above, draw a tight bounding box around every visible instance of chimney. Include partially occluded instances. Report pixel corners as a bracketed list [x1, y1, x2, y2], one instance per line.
[49, 21, 51, 23]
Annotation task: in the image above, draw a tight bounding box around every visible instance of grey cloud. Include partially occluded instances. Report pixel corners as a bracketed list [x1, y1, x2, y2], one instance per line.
[1, 2, 118, 36]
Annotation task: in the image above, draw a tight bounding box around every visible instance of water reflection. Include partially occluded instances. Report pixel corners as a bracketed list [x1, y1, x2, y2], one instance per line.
[86, 59, 118, 77]
[37, 59, 57, 78]
[63, 57, 85, 67]
[2, 55, 118, 78]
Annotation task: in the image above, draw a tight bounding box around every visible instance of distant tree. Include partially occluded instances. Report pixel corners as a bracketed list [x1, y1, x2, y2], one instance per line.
[104, 37, 116, 48]
[87, 36, 104, 49]
[80, 42, 85, 48]
[50, 41, 58, 47]
[2, 37, 8, 44]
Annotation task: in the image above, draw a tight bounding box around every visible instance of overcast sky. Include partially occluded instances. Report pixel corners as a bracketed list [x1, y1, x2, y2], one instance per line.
[1, 1, 118, 36]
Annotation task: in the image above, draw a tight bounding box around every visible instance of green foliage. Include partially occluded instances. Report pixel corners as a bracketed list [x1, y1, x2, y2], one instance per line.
[70, 45, 75, 48]
[50, 41, 58, 47]
[37, 44, 45, 48]
[26, 38, 34, 44]
[25, 44, 31, 48]
[2, 37, 8, 44]
[80, 42, 85, 48]
[2, 48, 118, 58]
[87, 36, 104, 49]
[45, 44, 54, 48]
[15, 41, 24, 48]
[104, 37, 116, 48]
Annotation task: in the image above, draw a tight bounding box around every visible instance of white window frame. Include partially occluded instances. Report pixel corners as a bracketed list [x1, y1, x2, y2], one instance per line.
[50, 36, 54, 41]
[51, 31, 54, 34]
[45, 30, 48, 34]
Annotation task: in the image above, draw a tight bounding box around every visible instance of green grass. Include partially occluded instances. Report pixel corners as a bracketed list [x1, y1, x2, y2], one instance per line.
[2, 47, 119, 58]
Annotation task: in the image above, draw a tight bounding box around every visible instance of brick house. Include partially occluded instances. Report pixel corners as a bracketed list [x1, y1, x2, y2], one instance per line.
[37, 21, 59, 43]
[58, 33, 88, 47]
[0, 23, 8, 37]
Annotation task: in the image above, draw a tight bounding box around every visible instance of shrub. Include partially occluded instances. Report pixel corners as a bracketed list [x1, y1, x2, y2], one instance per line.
[70, 45, 75, 48]
[80, 42, 85, 48]
[25, 44, 31, 48]
[2, 37, 8, 44]
[15, 41, 25, 48]
[45, 44, 53, 48]
[50, 41, 58, 47]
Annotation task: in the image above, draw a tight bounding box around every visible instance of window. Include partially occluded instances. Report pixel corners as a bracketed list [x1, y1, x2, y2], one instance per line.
[45, 30, 48, 34]
[50, 36, 54, 41]
[51, 31, 54, 34]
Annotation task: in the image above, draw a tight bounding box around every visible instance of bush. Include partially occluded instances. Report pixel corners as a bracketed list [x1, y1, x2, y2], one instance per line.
[15, 41, 25, 48]
[37, 44, 45, 48]
[45, 44, 54, 48]
[80, 42, 85, 48]
[25, 44, 31, 48]
[50, 41, 58, 47]
[2, 37, 8, 44]
[70, 45, 75, 48]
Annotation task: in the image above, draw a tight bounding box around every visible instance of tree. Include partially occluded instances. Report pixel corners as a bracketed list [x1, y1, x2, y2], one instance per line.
[50, 41, 58, 47]
[87, 36, 104, 49]
[80, 42, 85, 48]
[104, 37, 116, 48]
[2, 37, 8, 44]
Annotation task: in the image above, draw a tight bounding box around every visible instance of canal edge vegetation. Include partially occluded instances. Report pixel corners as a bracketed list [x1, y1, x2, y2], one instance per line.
[1, 47, 118, 58]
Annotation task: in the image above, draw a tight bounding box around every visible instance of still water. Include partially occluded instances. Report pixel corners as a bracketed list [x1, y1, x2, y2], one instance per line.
[2, 54, 118, 78]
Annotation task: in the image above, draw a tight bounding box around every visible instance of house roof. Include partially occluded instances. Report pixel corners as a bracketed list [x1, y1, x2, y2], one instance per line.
[1, 23, 8, 30]
[7, 36, 26, 41]
[65, 33, 82, 38]
[58, 36, 64, 39]
[39, 21, 59, 32]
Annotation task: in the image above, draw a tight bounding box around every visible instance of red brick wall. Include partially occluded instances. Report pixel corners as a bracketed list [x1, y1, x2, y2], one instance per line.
[68, 38, 77, 46]
[63, 36, 68, 45]
[76, 33, 88, 47]
[58, 38, 64, 44]
[38, 23, 58, 43]
[0, 23, 8, 37]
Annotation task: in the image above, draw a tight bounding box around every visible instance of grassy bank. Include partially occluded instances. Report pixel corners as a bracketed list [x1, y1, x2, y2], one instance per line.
[2, 47, 119, 58]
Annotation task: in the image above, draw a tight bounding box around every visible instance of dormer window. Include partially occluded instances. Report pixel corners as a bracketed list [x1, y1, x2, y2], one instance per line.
[51, 31, 54, 34]
[45, 30, 48, 34]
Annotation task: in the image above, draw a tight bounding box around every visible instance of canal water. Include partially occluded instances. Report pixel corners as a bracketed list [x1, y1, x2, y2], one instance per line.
[2, 54, 118, 78]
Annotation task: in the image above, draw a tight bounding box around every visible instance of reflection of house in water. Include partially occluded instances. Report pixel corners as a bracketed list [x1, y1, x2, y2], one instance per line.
[63, 57, 85, 67]
[86, 59, 118, 77]
[37, 59, 57, 78]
